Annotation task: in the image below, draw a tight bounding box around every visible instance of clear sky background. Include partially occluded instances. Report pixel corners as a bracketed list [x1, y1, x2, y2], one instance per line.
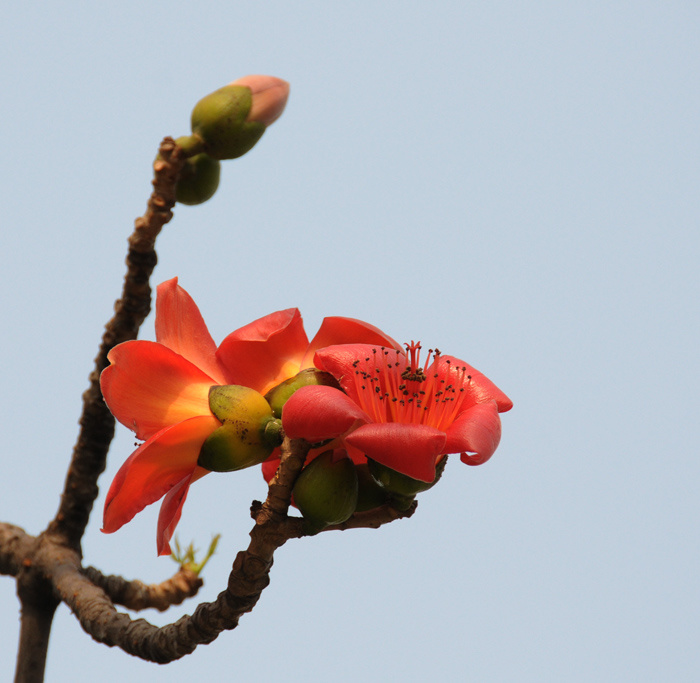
[1, 2, 698, 681]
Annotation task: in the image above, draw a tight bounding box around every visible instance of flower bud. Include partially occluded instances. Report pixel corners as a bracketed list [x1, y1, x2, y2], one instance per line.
[292, 450, 358, 532]
[367, 455, 447, 499]
[198, 385, 281, 472]
[173, 137, 220, 205]
[264, 368, 340, 418]
[354, 463, 390, 512]
[190, 75, 289, 160]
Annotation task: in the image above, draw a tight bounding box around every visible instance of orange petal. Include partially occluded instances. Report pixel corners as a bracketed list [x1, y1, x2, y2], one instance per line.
[445, 401, 502, 466]
[282, 385, 371, 441]
[300, 317, 401, 368]
[156, 465, 209, 556]
[155, 278, 227, 385]
[230, 75, 290, 126]
[438, 355, 513, 413]
[346, 423, 446, 483]
[216, 308, 308, 394]
[101, 341, 214, 440]
[102, 415, 219, 535]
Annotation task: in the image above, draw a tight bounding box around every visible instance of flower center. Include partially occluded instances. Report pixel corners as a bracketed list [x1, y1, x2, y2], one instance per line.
[350, 342, 473, 430]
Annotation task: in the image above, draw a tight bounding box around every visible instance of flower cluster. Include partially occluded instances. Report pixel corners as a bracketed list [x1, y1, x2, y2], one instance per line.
[101, 279, 512, 553]
[101, 278, 397, 554]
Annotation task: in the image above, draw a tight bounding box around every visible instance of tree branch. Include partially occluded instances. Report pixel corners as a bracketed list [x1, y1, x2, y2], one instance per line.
[0, 522, 35, 577]
[47, 137, 185, 552]
[53, 438, 309, 662]
[52, 437, 416, 664]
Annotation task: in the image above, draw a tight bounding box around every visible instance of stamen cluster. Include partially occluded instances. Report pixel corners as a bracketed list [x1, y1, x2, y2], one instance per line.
[350, 342, 473, 431]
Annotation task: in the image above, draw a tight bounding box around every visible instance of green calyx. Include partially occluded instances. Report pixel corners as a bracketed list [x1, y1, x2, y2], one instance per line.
[292, 451, 359, 533]
[367, 455, 447, 501]
[198, 385, 282, 473]
[173, 137, 220, 205]
[264, 368, 341, 418]
[191, 85, 265, 160]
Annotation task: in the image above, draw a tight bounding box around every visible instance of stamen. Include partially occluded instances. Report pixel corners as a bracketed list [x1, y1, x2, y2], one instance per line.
[349, 343, 474, 430]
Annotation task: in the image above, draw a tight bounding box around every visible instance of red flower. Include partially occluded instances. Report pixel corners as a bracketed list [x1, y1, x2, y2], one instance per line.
[282, 343, 513, 484]
[101, 277, 398, 554]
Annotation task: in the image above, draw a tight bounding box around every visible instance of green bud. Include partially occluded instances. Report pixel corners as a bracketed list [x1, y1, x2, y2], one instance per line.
[367, 455, 447, 499]
[190, 85, 265, 160]
[264, 368, 340, 418]
[293, 450, 358, 533]
[198, 385, 281, 472]
[354, 463, 390, 512]
[173, 139, 221, 205]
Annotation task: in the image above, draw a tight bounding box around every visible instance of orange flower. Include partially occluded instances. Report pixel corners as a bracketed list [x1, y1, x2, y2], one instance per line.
[282, 342, 512, 483]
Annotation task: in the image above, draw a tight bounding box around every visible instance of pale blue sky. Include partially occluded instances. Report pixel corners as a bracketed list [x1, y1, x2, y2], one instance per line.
[1, 2, 698, 681]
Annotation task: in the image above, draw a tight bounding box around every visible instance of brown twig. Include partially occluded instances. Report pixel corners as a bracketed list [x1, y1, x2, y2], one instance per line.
[82, 566, 203, 613]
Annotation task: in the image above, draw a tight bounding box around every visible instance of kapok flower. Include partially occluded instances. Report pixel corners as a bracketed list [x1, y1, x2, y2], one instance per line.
[282, 343, 513, 484]
[101, 278, 398, 555]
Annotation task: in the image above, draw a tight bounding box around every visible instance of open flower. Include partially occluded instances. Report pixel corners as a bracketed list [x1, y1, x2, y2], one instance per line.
[282, 342, 513, 484]
[101, 278, 398, 554]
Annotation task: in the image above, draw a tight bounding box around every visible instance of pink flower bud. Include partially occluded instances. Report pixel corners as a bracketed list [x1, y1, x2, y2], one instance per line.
[229, 75, 290, 127]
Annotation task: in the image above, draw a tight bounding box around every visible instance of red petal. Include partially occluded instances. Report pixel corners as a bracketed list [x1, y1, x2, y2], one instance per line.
[155, 278, 227, 385]
[301, 317, 401, 368]
[102, 415, 219, 534]
[216, 308, 308, 393]
[438, 355, 513, 412]
[101, 341, 214, 440]
[444, 401, 502, 466]
[282, 385, 371, 441]
[156, 465, 209, 556]
[345, 423, 446, 483]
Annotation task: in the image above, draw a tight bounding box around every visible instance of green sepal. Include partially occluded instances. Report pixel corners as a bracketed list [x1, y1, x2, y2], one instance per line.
[264, 368, 340, 418]
[191, 85, 265, 160]
[293, 450, 359, 533]
[367, 455, 447, 498]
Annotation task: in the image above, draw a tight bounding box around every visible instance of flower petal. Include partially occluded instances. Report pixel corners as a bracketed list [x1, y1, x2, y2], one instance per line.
[301, 317, 401, 368]
[101, 341, 215, 440]
[346, 423, 446, 483]
[230, 75, 290, 126]
[155, 278, 227, 385]
[102, 415, 220, 534]
[282, 385, 371, 441]
[438, 355, 513, 412]
[444, 401, 502, 466]
[216, 308, 309, 393]
[156, 465, 209, 556]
